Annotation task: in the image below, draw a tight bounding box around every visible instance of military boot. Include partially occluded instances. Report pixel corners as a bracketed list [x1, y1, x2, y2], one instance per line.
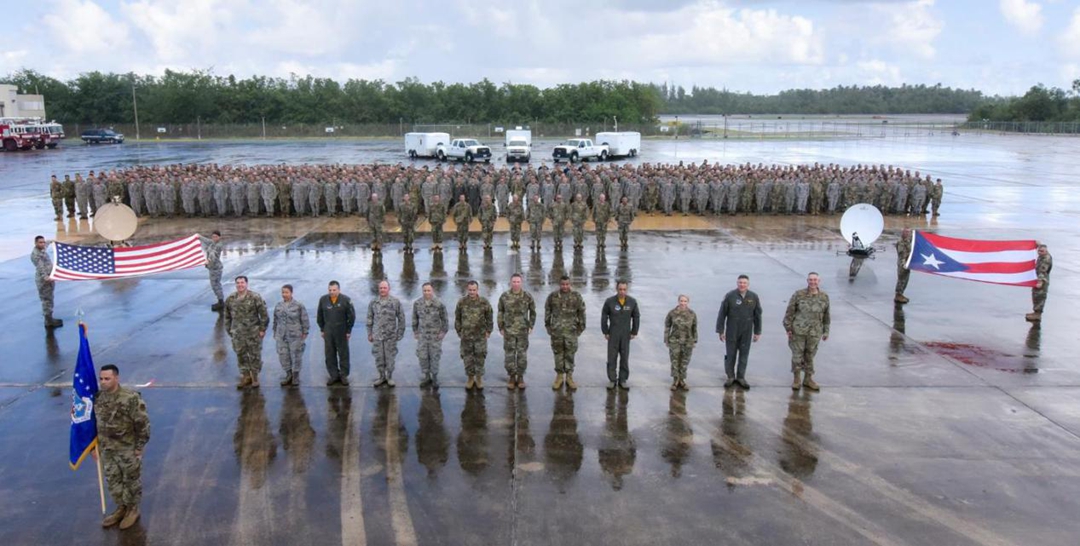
[211, 299, 224, 311]
[46, 316, 64, 329]
[118, 504, 140, 530]
[680, 379, 689, 391]
[430, 374, 440, 389]
[465, 376, 476, 390]
[373, 373, 388, 388]
[237, 374, 252, 389]
[517, 376, 527, 389]
[1025, 312, 1042, 322]
[280, 371, 293, 387]
[507, 376, 518, 390]
[419, 374, 432, 388]
[802, 374, 820, 391]
[551, 373, 564, 390]
[385, 376, 396, 388]
[475, 376, 484, 390]
[564, 374, 577, 390]
[249, 371, 260, 388]
[291, 373, 301, 386]
[791, 371, 802, 391]
[102, 506, 127, 528]
[670, 379, 679, 391]
[894, 294, 909, 304]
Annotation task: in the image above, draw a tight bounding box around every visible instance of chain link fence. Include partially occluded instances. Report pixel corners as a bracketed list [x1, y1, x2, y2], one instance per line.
[64, 119, 1080, 141]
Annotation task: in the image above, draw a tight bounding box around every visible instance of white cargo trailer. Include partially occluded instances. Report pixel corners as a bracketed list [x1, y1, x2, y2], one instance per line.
[594, 131, 641, 158]
[405, 132, 451, 159]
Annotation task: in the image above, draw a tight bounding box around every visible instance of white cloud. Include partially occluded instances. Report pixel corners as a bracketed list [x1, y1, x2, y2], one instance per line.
[1060, 8, 1080, 61]
[999, 0, 1043, 35]
[855, 59, 903, 86]
[870, 0, 943, 60]
[121, 0, 238, 63]
[43, 0, 131, 56]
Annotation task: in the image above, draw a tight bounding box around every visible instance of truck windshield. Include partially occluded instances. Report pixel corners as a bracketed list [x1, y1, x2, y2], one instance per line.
[509, 140, 527, 147]
[461, 140, 479, 146]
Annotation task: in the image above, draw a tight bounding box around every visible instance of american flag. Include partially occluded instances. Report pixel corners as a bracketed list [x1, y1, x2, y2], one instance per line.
[51, 234, 207, 281]
[906, 231, 1038, 287]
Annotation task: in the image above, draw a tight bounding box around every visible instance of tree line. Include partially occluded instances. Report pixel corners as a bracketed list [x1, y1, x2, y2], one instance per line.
[1, 68, 1004, 126]
[967, 81, 1080, 122]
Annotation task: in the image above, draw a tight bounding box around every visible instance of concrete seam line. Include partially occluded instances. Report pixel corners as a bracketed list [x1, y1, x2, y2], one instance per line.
[341, 389, 367, 546]
[385, 393, 418, 546]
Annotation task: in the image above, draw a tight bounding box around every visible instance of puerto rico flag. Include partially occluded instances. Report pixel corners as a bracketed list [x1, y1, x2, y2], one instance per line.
[905, 231, 1038, 287]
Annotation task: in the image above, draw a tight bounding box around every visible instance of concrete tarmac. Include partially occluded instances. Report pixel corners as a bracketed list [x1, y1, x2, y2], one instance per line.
[2, 136, 1079, 545]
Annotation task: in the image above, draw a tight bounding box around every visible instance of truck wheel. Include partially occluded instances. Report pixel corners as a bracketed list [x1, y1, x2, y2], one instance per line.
[465, 152, 473, 163]
[3, 139, 17, 152]
[437, 150, 445, 161]
[46, 143, 58, 149]
[35, 141, 46, 150]
[630, 149, 637, 157]
[570, 152, 578, 163]
[484, 159, 490, 164]
[599, 151, 608, 161]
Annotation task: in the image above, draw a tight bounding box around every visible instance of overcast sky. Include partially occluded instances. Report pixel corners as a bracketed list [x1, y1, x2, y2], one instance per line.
[7, 0, 1079, 96]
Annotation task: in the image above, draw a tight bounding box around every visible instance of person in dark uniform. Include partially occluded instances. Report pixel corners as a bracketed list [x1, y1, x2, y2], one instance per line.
[317, 280, 356, 386]
[601, 281, 640, 390]
[716, 275, 762, 390]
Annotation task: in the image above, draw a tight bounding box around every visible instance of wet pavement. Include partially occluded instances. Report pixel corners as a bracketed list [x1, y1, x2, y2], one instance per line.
[2, 136, 1080, 545]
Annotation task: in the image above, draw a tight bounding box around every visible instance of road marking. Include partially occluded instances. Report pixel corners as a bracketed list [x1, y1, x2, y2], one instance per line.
[341, 391, 367, 546]
[385, 393, 419, 546]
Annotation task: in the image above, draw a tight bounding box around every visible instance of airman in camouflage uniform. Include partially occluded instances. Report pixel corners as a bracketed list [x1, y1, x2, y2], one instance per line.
[783, 272, 830, 391]
[479, 195, 497, 250]
[615, 196, 635, 250]
[570, 194, 589, 250]
[199, 231, 225, 311]
[498, 274, 536, 389]
[413, 282, 449, 388]
[308, 178, 322, 217]
[894, 228, 912, 304]
[75, 173, 91, 219]
[1027, 244, 1052, 322]
[368, 280, 407, 387]
[592, 194, 612, 249]
[455, 281, 493, 390]
[273, 284, 310, 386]
[368, 193, 386, 251]
[452, 194, 473, 250]
[32, 236, 63, 329]
[545, 275, 586, 390]
[506, 195, 525, 251]
[181, 179, 198, 217]
[527, 195, 546, 251]
[930, 179, 944, 216]
[260, 179, 277, 217]
[663, 295, 698, 390]
[50, 176, 64, 220]
[96, 365, 150, 530]
[399, 194, 419, 253]
[213, 178, 229, 217]
[224, 276, 270, 388]
[549, 194, 569, 250]
[61, 174, 76, 218]
[429, 194, 447, 250]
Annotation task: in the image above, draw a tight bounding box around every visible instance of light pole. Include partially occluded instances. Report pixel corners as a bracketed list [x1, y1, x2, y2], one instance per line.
[674, 115, 679, 140]
[131, 79, 140, 141]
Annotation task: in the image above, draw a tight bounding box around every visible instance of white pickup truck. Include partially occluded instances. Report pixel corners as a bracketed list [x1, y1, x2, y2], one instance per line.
[552, 138, 608, 163]
[437, 138, 493, 163]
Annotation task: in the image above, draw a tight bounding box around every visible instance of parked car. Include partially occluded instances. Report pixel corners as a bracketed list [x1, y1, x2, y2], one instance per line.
[552, 138, 608, 163]
[505, 129, 532, 163]
[81, 129, 125, 144]
[437, 138, 492, 163]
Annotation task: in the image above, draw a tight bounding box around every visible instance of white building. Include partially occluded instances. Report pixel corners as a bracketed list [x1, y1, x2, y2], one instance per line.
[0, 84, 46, 119]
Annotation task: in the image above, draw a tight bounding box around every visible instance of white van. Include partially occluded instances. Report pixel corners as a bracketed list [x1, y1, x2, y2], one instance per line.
[594, 131, 641, 158]
[505, 129, 532, 162]
[405, 132, 451, 159]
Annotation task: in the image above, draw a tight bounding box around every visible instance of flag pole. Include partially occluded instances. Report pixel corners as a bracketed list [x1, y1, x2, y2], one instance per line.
[94, 444, 106, 515]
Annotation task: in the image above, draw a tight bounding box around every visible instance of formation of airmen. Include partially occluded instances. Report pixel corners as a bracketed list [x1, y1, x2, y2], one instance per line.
[47, 161, 946, 232]
[214, 270, 829, 393]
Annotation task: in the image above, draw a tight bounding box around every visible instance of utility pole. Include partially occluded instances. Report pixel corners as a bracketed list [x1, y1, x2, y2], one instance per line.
[131, 80, 140, 141]
[197, 116, 201, 140]
[261, 117, 266, 140]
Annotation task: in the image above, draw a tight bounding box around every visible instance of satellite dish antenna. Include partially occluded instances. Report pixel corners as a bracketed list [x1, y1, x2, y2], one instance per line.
[840, 203, 884, 246]
[94, 202, 138, 241]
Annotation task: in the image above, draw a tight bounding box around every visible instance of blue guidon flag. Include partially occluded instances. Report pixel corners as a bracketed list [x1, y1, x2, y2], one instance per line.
[69, 324, 99, 470]
[906, 231, 1038, 287]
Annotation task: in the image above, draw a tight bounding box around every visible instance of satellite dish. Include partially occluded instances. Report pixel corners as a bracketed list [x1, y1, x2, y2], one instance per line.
[94, 203, 138, 241]
[840, 203, 884, 246]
